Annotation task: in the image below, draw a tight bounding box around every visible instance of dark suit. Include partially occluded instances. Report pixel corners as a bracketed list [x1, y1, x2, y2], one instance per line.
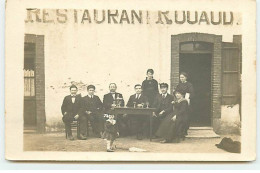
[103, 92, 124, 113]
[80, 95, 103, 136]
[61, 94, 81, 136]
[127, 94, 148, 137]
[152, 93, 174, 135]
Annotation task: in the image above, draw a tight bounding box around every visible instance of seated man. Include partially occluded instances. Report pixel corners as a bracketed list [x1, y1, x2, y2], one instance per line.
[126, 84, 148, 140]
[80, 85, 104, 138]
[61, 85, 82, 140]
[103, 83, 129, 136]
[152, 83, 174, 137]
[103, 83, 124, 113]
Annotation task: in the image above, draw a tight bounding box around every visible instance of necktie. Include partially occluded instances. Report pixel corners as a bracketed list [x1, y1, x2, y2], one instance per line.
[162, 94, 165, 99]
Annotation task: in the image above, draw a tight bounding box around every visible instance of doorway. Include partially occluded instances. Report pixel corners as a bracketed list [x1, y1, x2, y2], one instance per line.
[179, 53, 212, 126]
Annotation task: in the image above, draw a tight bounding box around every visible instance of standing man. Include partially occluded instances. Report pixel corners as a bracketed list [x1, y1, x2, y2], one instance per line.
[127, 84, 148, 140]
[80, 85, 103, 138]
[152, 83, 174, 137]
[61, 85, 82, 140]
[103, 83, 129, 136]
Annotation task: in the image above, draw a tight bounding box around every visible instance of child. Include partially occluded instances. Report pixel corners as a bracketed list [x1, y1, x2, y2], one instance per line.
[103, 114, 119, 152]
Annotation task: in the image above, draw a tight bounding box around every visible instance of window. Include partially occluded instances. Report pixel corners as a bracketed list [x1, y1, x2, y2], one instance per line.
[24, 43, 35, 96]
[180, 42, 213, 52]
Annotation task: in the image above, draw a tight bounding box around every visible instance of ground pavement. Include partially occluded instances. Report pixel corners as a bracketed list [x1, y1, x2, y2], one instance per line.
[24, 132, 240, 153]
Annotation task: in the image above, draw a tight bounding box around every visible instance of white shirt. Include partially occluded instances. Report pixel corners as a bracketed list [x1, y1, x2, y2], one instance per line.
[111, 92, 116, 100]
[71, 95, 76, 103]
[88, 95, 94, 98]
[162, 93, 167, 98]
[136, 94, 141, 99]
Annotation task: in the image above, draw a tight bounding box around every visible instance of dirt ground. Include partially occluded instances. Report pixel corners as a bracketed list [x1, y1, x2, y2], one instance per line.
[24, 132, 240, 153]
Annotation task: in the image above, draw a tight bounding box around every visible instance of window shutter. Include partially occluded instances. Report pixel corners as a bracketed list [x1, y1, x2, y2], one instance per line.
[222, 42, 241, 105]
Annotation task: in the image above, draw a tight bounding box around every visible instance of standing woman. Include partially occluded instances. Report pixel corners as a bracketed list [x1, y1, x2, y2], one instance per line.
[142, 69, 159, 107]
[174, 72, 194, 135]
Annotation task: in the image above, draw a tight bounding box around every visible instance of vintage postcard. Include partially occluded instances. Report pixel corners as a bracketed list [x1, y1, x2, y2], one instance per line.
[5, 0, 256, 161]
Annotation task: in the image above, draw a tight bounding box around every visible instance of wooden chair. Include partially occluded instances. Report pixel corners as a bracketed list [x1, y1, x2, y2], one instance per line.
[65, 120, 80, 139]
[86, 120, 92, 137]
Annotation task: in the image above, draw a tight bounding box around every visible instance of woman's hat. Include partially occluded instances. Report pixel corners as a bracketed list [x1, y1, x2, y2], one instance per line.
[174, 89, 185, 96]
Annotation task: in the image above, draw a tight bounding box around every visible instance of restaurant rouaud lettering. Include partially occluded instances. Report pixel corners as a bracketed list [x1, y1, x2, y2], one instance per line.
[25, 9, 236, 25]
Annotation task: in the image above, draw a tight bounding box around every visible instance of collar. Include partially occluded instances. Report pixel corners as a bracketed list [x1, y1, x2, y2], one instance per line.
[162, 93, 168, 97]
[88, 95, 94, 98]
[71, 94, 76, 97]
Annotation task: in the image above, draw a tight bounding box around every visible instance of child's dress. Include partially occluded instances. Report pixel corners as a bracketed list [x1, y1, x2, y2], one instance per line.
[103, 119, 118, 141]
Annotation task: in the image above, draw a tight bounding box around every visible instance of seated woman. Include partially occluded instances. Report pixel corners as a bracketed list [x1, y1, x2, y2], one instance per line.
[174, 72, 194, 135]
[155, 89, 189, 143]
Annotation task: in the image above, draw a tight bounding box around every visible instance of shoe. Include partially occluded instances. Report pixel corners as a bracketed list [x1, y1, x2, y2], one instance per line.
[175, 138, 180, 143]
[151, 135, 158, 139]
[107, 149, 114, 152]
[137, 134, 143, 140]
[111, 145, 117, 150]
[100, 132, 104, 138]
[68, 135, 74, 141]
[184, 131, 188, 136]
[160, 140, 167, 143]
[79, 134, 87, 140]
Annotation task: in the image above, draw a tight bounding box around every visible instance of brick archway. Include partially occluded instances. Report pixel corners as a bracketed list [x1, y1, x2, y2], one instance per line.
[171, 33, 222, 127]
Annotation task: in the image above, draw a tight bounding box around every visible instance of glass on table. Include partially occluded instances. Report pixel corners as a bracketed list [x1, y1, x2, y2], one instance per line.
[146, 101, 150, 108]
[133, 102, 137, 108]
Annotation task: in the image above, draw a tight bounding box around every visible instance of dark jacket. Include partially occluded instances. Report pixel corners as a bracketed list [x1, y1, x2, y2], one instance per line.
[174, 99, 189, 121]
[153, 93, 174, 116]
[80, 95, 103, 116]
[141, 78, 159, 105]
[61, 94, 81, 117]
[126, 94, 148, 107]
[103, 92, 124, 112]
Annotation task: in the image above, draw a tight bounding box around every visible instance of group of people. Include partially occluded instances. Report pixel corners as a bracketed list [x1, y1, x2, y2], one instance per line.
[61, 69, 194, 151]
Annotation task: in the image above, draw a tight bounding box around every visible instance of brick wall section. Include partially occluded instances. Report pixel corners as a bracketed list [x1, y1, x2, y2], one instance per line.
[212, 35, 222, 121]
[35, 35, 46, 133]
[171, 33, 222, 129]
[170, 35, 180, 91]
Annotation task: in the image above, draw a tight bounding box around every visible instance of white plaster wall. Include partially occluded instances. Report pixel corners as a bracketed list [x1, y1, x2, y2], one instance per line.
[24, 10, 242, 126]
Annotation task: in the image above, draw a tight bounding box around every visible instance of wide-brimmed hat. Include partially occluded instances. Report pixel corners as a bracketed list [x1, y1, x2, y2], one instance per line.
[174, 89, 185, 96]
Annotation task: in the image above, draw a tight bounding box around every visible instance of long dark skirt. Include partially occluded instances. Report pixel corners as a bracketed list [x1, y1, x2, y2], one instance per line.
[155, 114, 177, 142]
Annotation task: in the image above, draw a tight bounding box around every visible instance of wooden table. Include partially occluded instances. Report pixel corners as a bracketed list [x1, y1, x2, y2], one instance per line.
[112, 107, 156, 141]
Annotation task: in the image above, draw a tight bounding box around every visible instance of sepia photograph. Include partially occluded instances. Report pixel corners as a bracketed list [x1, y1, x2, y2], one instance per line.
[5, 0, 256, 161]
